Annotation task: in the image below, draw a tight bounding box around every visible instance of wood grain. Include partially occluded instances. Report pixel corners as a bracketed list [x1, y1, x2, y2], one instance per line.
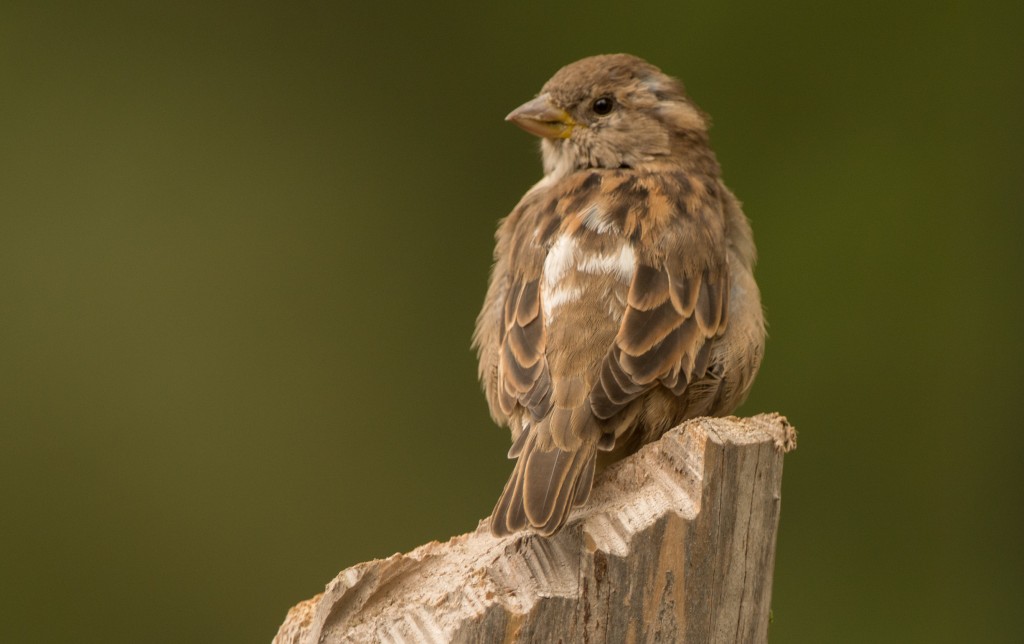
[274, 413, 795, 644]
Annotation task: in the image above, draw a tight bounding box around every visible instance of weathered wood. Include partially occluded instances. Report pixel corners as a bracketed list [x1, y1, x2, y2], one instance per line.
[274, 413, 796, 644]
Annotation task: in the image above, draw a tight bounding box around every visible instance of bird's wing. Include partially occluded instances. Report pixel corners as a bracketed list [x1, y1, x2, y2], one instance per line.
[496, 271, 553, 426]
[590, 187, 731, 440]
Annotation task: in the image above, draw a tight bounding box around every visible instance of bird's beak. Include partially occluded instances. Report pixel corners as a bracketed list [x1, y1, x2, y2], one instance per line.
[505, 93, 575, 139]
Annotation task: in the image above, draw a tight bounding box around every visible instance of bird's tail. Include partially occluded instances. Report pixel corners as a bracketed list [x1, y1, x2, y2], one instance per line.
[490, 429, 598, 537]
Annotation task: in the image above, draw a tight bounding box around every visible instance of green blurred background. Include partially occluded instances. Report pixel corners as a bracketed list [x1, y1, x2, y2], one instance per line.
[2, 2, 1021, 642]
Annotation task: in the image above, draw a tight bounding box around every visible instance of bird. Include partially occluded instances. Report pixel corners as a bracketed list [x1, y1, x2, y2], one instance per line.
[473, 54, 765, 537]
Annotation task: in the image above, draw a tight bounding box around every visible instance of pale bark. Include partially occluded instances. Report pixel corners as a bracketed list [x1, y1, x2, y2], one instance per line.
[274, 413, 796, 644]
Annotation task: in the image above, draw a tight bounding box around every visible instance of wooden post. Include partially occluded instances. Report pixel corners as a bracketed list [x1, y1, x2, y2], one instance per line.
[274, 413, 795, 644]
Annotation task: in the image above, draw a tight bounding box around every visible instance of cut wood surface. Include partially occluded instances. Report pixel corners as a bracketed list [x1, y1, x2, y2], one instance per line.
[273, 413, 796, 644]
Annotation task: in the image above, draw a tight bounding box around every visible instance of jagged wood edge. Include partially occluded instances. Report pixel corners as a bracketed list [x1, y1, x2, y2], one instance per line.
[273, 413, 795, 644]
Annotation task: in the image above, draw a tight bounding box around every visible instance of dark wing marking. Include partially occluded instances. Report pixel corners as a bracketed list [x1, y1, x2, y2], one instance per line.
[591, 260, 728, 424]
[497, 276, 553, 420]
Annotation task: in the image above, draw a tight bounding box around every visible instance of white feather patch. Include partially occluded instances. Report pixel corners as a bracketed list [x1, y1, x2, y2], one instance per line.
[577, 244, 635, 282]
[541, 234, 636, 321]
[542, 234, 578, 288]
[544, 285, 582, 314]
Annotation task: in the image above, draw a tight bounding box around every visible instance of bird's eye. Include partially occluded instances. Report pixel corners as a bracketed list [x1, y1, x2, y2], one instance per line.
[591, 97, 614, 116]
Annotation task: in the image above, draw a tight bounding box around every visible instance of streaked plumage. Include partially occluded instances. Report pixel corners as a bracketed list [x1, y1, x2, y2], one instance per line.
[473, 54, 765, 537]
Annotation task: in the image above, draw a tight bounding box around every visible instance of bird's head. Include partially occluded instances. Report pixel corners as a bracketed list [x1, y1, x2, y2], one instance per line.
[506, 54, 709, 177]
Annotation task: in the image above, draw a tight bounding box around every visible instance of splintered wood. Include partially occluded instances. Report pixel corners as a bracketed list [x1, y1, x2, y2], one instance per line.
[273, 413, 796, 644]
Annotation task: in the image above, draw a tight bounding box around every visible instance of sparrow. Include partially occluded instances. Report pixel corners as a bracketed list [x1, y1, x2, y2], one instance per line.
[473, 54, 765, 537]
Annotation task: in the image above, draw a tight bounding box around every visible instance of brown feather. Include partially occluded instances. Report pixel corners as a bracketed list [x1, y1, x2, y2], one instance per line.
[504, 317, 543, 368]
[597, 433, 615, 451]
[500, 343, 542, 392]
[601, 350, 644, 398]
[605, 351, 643, 396]
[668, 272, 701, 317]
[695, 269, 724, 333]
[616, 299, 682, 355]
[551, 375, 587, 408]
[718, 275, 730, 331]
[503, 279, 521, 329]
[691, 338, 714, 379]
[619, 324, 685, 385]
[497, 382, 516, 417]
[521, 447, 572, 527]
[516, 278, 541, 325]
[522, 440, 597, 535]
[573, 453, 597, 507]
[660, 363, 686, 394]
[543, 408, 575, 451]
[522, 369, 553, 419]
[626, 263, 670, 310]
[507, 426, 530, 459]
[542, 449, 596, 536]
[490, 444, 527, 536]
[591, 348, 644, 418]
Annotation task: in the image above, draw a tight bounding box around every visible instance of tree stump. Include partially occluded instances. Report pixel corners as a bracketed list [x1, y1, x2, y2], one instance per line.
[274, 413, 796, 644]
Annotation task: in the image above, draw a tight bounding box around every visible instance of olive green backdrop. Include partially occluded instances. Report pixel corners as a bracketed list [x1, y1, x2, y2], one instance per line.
[2, 2, 1021, 642]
